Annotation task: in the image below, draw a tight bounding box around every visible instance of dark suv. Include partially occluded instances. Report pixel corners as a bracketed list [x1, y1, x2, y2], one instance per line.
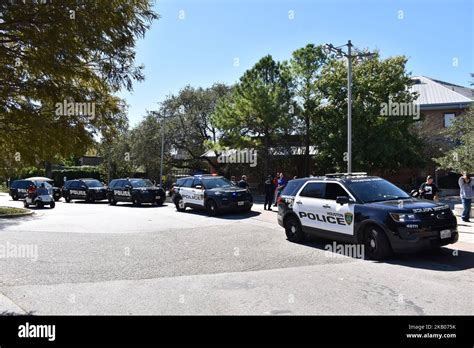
[62, 178, 107, 203]
[172, 175, 253, 215]
[277, 173, 458, 260]
[107, 178, 166, 206]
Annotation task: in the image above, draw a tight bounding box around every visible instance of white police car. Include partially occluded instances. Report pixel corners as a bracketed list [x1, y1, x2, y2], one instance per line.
[277, 173, 458, 260]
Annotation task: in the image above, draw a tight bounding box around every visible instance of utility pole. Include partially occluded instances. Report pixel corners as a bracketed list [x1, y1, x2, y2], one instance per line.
[323, 40, 375, 174]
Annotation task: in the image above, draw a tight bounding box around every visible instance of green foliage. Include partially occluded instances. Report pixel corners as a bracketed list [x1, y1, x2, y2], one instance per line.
[212, 55, 294, 174]
[434, 108, 474, 173]
[52, 166, 105, 186]
[0, 0, 157, 175]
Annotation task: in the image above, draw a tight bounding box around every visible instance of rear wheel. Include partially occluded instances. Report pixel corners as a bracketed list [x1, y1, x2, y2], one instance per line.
[206, 199, 219, 216]
[284, 216, 305, 242]
[65, 195, 71, 203]
[50, 201, 55, 209]
[12, 193, 19, 201]
[85, 194, 94, 203]
[108, 196, 117, 206]
[35, 200, 43, 209]
[23, 200, 28, 208]
[175, 197, 186, 212]
[363, 225, 392, 260]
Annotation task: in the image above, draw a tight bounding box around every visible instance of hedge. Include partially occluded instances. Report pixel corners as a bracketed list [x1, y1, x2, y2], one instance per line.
[52, 166, 105, 186]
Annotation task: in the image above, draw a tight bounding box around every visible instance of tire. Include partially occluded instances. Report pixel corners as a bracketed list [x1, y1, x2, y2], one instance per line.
[206, 199, 219, 216]
[155, 198, 164, 206]
[108, 196, 117, 206]
[65, 195, 71, 203]
[50, 201, 55, 209]
[363, 225, 392, 260]
[85, 194, 93, 203]
[35, 200, 43, 209]
[23, 200, 28, 208]
[132, 196, 141, 207]
[284, 216, 305, 243]
[12, 194, 19, 201]
[175, 196, 186, 212]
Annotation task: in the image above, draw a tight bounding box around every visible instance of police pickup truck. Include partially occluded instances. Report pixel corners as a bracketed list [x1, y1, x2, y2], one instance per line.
[107, 178, 166, 206]
[172, 174, 253, 215]
[62, 178, 107, 203]
[277, 173, 458, 260]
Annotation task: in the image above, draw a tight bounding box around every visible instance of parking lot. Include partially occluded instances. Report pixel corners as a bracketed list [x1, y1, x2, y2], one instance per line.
[0, 193, 473, 315]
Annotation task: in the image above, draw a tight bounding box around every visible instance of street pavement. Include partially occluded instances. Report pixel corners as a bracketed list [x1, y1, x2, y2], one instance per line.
[0, 193, 473, 315]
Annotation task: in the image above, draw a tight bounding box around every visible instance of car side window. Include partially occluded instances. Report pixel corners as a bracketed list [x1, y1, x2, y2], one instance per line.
[182, 178, 194, 188]
[117, 180, 126, 189]
[11, 181, 19, 189]
[325, 183, 349, 200]
[192, 179, 203, 188]
[70, 181, 79, 189]
[21, 181, 30, 189]
[300, 182, 325, 198]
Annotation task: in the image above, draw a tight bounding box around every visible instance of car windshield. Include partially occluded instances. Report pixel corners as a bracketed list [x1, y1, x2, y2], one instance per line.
[130, 179, 154, 188]
[202, 177, 233, 189]
[345, 178, 410, 203]
[83, 180, 103, 188]
[34, 181, 52, 189]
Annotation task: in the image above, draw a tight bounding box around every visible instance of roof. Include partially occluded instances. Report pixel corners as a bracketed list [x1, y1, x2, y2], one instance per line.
[411, 76, 474, 109]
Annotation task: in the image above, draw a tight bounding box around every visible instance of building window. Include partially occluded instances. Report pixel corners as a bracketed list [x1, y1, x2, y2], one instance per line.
[444, 113, 456, 127]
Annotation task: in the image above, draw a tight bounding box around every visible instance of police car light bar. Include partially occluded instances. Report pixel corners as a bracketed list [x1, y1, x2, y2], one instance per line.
[325, 172, 368, 178]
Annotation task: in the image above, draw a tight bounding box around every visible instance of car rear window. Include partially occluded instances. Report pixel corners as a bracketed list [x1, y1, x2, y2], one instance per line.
[281, 180, 306, 196]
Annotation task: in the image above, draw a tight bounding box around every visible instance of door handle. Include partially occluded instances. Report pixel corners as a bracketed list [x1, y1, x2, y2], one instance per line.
[295, 201, 302, 204]
[322, 204, 331, 209]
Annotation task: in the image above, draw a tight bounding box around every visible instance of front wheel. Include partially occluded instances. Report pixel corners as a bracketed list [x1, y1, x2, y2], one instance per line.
[12, 194, 19, 201]
[108, 196, 117, 206]
[284, 216, 305, 242]
[132, 196, 141, 207]
[23, 200, 28, 208]
[206, 200, 219, 216]
[363, 226, 392, 260]
[35, 200, 43, 209]
[50, 201, 55, 209]
[155, 198, 164, 206]
[65, 195, 71, 203]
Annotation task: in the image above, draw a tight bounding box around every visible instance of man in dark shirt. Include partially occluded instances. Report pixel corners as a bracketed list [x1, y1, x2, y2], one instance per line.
[238, 175, 249, 190]
[264, 175, 275, 211]
[419, 175, 439, 201]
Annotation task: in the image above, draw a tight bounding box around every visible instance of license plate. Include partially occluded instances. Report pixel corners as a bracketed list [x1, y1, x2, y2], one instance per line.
[440, 229, 451, 239]
[238, 201, 244, 206]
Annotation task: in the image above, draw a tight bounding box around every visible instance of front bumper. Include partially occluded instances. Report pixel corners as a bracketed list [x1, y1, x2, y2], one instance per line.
[386, 218, 458, 253]
[137, 191, 165, 203]
[218, 198, 253, 211]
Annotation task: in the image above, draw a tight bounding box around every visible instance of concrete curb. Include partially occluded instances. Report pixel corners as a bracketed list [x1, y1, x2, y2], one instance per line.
[0, 210, 34, 219]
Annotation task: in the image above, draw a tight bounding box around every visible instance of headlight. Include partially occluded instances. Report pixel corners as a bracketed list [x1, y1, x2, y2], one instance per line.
[390, 213, 418, 222]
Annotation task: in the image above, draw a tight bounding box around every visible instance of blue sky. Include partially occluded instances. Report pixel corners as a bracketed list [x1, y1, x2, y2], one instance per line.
[120, 0, 474, 125]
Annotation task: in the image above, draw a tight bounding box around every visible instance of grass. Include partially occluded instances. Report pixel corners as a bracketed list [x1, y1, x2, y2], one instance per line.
[0, 183, 8, 193]
[0, 206, 30, 215]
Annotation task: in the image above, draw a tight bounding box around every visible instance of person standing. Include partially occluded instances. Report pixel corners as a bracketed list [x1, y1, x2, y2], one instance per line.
[238, 175, 249, 190]
[230, 176, 237, 186]
[274, 173, 287, 206]
[459, 173, 473, 222]
[419, 175, 439, 201]
[264, 175, 275, 211]
[272, 172, 279, 205]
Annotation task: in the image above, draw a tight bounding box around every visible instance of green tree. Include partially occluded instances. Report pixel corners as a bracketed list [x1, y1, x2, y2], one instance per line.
[434, 109, 474, 173]
[316, 53, 423, 174]
[287, 44, 327, 176]
[0, 0, 158, 175]
[212, 55, 294, 176]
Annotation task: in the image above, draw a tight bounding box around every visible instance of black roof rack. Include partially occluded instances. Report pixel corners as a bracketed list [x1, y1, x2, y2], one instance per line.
[325, 172, 368, 178]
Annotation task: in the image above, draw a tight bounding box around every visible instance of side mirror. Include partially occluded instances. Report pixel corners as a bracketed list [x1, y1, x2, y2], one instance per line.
[336, 196, 351, 205]
[195, 185, 203, 190]
[124, 185, 132, 190]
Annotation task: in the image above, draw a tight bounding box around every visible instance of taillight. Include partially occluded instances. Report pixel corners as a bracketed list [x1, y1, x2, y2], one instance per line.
[277, 196, 284, 203]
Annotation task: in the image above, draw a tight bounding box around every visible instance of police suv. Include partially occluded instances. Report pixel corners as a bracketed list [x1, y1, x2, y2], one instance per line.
[172, 175, 253, 215]
[277, 173, 458, 260]
[107, 178, 166, 206]
[62, 178, 107, 203]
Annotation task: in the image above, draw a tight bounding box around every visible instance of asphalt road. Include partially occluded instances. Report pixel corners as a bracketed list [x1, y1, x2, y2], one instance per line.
[0, 193, 473, 315]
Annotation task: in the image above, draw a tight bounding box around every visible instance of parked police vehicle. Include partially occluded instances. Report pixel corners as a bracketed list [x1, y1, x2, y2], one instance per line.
[62, 178, 107, 203]
[107, 178, 166, 206]
[277, 173, 458, 260]
[172, 174, 253, 215]
[9, 178, 61, 201]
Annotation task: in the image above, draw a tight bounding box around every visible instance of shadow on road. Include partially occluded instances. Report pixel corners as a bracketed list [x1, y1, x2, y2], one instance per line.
[178, 209, 261, 220]
[293, 235, 474, 271]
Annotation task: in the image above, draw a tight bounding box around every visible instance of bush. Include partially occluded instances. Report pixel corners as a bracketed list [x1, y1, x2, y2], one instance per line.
[52, 166, 105, 186]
